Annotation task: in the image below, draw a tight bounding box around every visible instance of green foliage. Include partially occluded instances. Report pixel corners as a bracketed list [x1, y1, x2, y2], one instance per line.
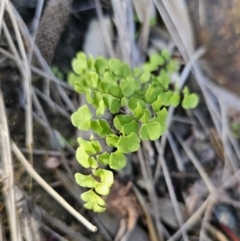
[51, 66, 64, 80]
[182, 87, 199, 109]
[70, 51, 199, 212]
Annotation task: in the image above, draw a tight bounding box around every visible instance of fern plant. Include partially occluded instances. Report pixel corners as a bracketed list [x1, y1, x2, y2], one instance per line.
[69, 50, 199, 212]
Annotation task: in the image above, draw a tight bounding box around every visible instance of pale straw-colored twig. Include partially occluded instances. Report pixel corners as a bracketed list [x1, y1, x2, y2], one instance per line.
[11, 141, 97, 232]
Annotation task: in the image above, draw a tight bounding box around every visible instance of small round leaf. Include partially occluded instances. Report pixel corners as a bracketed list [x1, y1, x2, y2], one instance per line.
[106, 134, 119, 147]
[94, 182, 110, 195]
[113, 115, 134, 131]
[76, 147, 90, 168]
[97, 152, 110, 165]
[71, 105, 92, 130]
[139, 122, 162, 141]
[182, 94, 199, 109]
[117, 133, 140, 153]
[75, 173, 96, 188]
[93, 169, 114, 187]
[109, 150, 126, 170]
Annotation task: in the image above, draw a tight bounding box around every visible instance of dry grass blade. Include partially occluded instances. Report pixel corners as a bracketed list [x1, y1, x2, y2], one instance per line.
[132, 185, 161, 241]
[204, 223, 228, 241]
[168, 196, 210, 241]
[5, 1, 33, 157]
[11, 141, 97, 232]
[0, 1, 5, 33]
[41, 225, 68, 241]
[199, 197, 215, 241]
[34, 87, 70, 119]
[17, 190, 42, 241]
[34, 205, 91, 241]
[174, 133, 216, 194]
[153, 0, 194, 60]
[111, 0, 140, 66]
[195, 64, 240, 111]
[31, 66, 73, 89]
[56, 170, 82, 203]
[0, 90, 22, 241]
[31, 89, 73, 175]
[137, 148, 165, 241]
[132, 0, 152, 54]
[20, 148, 61, 156]
[94, 0, 115, 58]
[27, 0, 44, 62]
[167, 131, 185, 171]
[154, 141, 189, 241]
[9, 5, 76, 112]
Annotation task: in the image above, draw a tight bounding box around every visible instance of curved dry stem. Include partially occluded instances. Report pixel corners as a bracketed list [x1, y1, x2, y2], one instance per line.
[175, 133, 216, 194]
[0, 90, 21, 241]
[132, 185, 160, 241]
[137, 148, 165, 241]
[5, 0, 33, 155]
[11, 141, 97, 232]
[168, 196, 210, 241]
[154, 140, 189, 241]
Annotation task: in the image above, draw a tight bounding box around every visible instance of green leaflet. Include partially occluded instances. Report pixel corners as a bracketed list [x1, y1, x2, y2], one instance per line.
[84, 201, 106, 213]
[77, 137, 101, 155]
[120, 79, 135, 97]
[75, 173, 96, 188]
[94, 182, 110, 195]
[106, 134, 119, 147]
[182, 93, 199, 109]
[128, 97, 146, 111]
[140, 109, 151, 124]
[157, 70, 170, 89]
[95, 57, 108, 75]
[133, 102, 144, 119]
[122, 120, 138, 135]
[156, 108, 168, 122]
[93, 169, 114, 187]
[96, 100, 106, 116]
[76, 147, 89, 168]
[150, 53, 165, 67]
[71, 105, 92, 130]
[120, 63, 131, 78]
[81, 190, 106, 206]
[72, 52, 87, 74]
[113, 115, 134, 132]
[108, 59, 122, 75]
[97, 152, 110, 165]
[103, 95, 120, 114]
[161, 49, 170, 60]
[170, 93, 180, 107]
[160, 90, 174, 106]
[76, 147, 98, 168]
[109, 150, 126, 170]
[90, 119, 111, 137]
[140, 72, 151, 83]
[109, 86, 123, 98]
[139, 122, 162, 141]
[117, 133, 141, 153]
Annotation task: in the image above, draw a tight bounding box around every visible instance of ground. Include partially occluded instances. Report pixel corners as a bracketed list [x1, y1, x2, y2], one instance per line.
[1, 0, 240, 241]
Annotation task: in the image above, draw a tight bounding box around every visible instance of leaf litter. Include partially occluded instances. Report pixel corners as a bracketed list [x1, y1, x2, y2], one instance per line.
[1, 0, 240, 240]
